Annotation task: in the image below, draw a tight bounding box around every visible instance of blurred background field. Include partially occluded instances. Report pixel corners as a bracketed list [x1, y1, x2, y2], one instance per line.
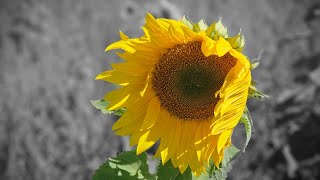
[1, 0, 320, 179]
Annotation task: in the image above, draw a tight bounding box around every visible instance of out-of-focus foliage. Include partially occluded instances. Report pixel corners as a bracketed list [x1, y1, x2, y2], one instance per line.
[1, 0, 320, 180]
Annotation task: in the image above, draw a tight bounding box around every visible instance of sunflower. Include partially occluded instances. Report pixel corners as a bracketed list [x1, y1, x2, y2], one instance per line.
[96, 13, 251, 176]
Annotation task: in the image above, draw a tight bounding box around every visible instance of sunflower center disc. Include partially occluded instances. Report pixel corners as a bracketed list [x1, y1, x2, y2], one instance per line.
[152, 42, 237, 120]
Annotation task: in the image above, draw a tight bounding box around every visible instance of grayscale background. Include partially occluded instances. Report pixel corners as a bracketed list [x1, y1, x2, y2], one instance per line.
[1, 0, 320, 179]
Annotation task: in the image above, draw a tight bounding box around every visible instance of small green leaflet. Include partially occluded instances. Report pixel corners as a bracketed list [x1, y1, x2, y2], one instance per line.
[250, 61, 260, 70]
[239, 107, 253, 153]
[113, 108, 126, 116]
[91, 100, 126, 116]
[248, 52, 268, 101]
[93, 150, 155, 180]
[91, 100, 112, 114]
[248, 85, 268, 101]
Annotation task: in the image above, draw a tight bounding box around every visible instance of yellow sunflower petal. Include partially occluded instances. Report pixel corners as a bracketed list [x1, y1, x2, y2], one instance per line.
[105, 40, 136, 53]
[179, 162, 189, 174]
[137, 130, 156, 154]
[112, 110, 131, 131]
[154, 109, 171, 158]
[103, 86, 131, 110]
[140, 97, 161, 130]
[204, 135, 219, 164]
[168, 23, 185, 44]
[160, 117, 180, 164]
[229, 49, 250, 69]
[216, 36, 233, 57]
[115, 110, 146, 136]
[217, 129, 233, 153]
[119, 31, 129, 40]
[113, 97, 146, 133]
[96, 70, 145, 85]
[212, 147, 225, 168]
[201, 36, 217, 57]
[145, 13, 162, 33]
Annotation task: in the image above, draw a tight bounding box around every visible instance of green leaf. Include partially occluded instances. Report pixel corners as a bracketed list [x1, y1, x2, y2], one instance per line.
[192, 173, 210, 180]
[193, 164, 229, 180]
[206, 160, 217, 178]
[207, 145, 239, 180]
[156, 160, 194, 180]
[91, 100, 113, 114]
[176, 167, 192, 180]
[240, 107, 253, 153]
[222, 145, 240, 166]
[93, 150, 155, 180]
[156, 160, 179, 180]
[211, 165, 232, 180]
[91, 100, 126, 116]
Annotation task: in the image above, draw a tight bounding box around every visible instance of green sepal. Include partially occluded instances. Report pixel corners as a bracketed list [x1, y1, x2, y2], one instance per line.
[181, 15, 194, 29]
[193, 19, 208, 32]
[226, 32, 245, 52]
[206, 19, 229, 40]
[248, 85, 268, 101]
[250, 61, 260, 70]
[91, 100, 126, 116]
[250, 51, 263, 70]
[93, 150, 155, 180]
[193, 24, 200, 33]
